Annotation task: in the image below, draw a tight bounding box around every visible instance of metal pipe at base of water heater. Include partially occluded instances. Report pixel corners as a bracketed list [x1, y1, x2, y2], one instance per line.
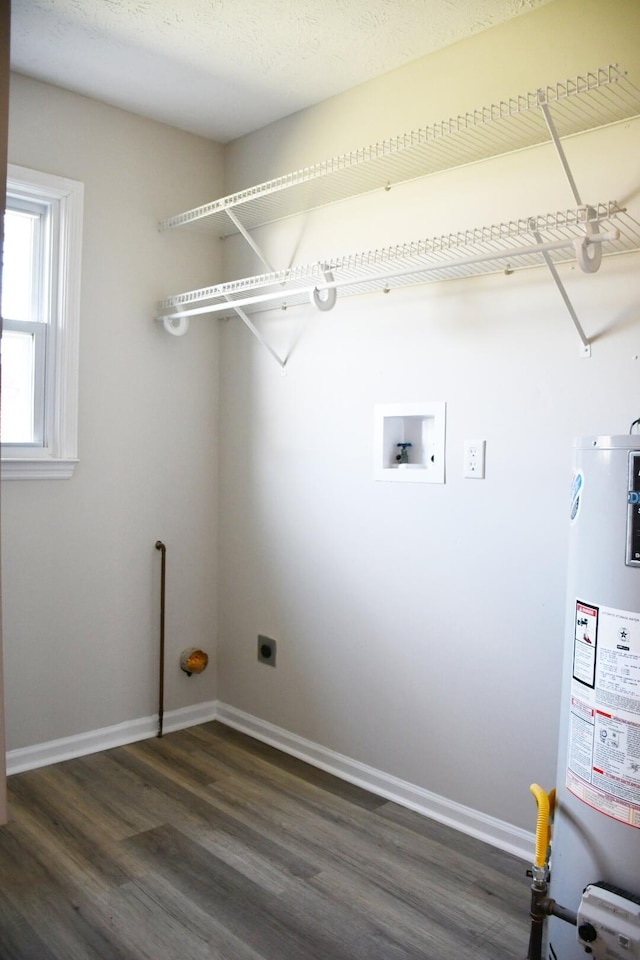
[529, 434, 640, 960]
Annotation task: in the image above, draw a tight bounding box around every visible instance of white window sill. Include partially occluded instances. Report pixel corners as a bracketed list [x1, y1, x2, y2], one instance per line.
[1, 459, 78, 480]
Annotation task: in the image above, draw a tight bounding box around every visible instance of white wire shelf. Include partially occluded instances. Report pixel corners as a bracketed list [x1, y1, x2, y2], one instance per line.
[157, 202, 640, 320]
[159, 65, 640, 237]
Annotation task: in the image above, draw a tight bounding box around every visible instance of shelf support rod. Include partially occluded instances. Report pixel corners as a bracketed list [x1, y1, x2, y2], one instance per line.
[537, 95, 583, 207]
[224, 296, 287, 369]
[532, 229, 591, 356]
[534, 92, 596, 355]
[224, 207, 277, 274]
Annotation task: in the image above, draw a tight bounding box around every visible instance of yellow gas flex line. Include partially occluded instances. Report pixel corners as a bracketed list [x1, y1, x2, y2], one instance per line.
[529, 783, 554, 868]
[527, 783, 576, 960]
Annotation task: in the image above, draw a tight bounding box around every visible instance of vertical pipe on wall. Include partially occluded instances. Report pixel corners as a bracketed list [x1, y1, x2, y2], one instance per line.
[0, 0, 11, 825]
[155, 541, 166, 738]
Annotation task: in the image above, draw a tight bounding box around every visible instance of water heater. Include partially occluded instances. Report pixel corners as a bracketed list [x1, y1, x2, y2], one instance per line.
[546, 435, 640, 959]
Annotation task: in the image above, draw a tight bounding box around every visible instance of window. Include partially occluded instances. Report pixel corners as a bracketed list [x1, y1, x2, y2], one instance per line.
[2, 164, 83, 479]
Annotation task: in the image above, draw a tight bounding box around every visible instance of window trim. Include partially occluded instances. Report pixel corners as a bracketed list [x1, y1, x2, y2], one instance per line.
[2, 164, 83, 480]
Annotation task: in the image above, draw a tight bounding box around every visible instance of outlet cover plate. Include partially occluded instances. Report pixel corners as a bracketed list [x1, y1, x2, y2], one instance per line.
[257, 635, 277, 666]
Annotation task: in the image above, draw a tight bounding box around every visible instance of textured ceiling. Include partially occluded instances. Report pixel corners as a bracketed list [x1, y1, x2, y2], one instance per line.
[11, 0, 551, 142]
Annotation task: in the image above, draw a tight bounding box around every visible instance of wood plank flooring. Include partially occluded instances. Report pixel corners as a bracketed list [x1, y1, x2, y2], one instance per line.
[0, 722, 530, 959]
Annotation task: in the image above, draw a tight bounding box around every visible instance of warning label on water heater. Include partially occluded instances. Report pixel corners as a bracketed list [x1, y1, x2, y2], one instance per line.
[567, 600, 640, 827]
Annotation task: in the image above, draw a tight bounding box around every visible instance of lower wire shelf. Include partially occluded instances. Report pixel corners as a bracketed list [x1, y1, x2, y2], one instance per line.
[157, 202, 640, 325]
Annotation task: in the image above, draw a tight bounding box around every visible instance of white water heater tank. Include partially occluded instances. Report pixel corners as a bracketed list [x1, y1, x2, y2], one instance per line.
[547, 435, 640, 959]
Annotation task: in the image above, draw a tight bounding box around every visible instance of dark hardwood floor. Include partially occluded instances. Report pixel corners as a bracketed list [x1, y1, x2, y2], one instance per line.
[0, 722, 530, 959]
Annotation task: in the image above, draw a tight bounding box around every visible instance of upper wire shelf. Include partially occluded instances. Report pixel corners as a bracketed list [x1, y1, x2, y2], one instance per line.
[157, 202, 640, 320]
[159, 65, 640, 237]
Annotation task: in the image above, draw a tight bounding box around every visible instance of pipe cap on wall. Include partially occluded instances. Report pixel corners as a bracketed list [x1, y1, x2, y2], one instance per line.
[180, 648, 209, 676]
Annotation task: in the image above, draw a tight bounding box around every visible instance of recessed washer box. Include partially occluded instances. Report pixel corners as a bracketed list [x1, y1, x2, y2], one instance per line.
[374, 402, 446, 483]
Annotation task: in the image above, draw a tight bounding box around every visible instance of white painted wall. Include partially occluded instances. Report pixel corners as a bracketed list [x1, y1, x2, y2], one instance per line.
[2, 76, 222, 750]
[217, 0, 640, 831]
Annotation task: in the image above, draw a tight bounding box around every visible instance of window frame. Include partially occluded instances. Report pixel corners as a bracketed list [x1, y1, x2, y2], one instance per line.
[2, 164, 83, 480]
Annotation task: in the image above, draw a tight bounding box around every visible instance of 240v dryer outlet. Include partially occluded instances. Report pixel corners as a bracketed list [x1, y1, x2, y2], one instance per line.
[258, 635, 277, 666]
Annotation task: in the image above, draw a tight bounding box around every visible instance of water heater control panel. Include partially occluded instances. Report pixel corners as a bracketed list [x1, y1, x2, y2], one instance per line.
[577, 883, 640, 958]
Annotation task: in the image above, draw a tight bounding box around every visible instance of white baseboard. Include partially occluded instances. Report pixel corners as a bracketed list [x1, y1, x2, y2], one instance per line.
[6, 698, 534, 863]
[6, 700, 217, 775]
[216, 702, 534, 863]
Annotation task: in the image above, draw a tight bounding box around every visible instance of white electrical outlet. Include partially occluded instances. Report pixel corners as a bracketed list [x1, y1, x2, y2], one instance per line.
[463, 440, 486, 479]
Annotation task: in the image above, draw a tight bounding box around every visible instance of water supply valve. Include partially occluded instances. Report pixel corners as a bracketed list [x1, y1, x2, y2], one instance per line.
[577, 882, 640, 958]
[396, 442, 412, 464]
